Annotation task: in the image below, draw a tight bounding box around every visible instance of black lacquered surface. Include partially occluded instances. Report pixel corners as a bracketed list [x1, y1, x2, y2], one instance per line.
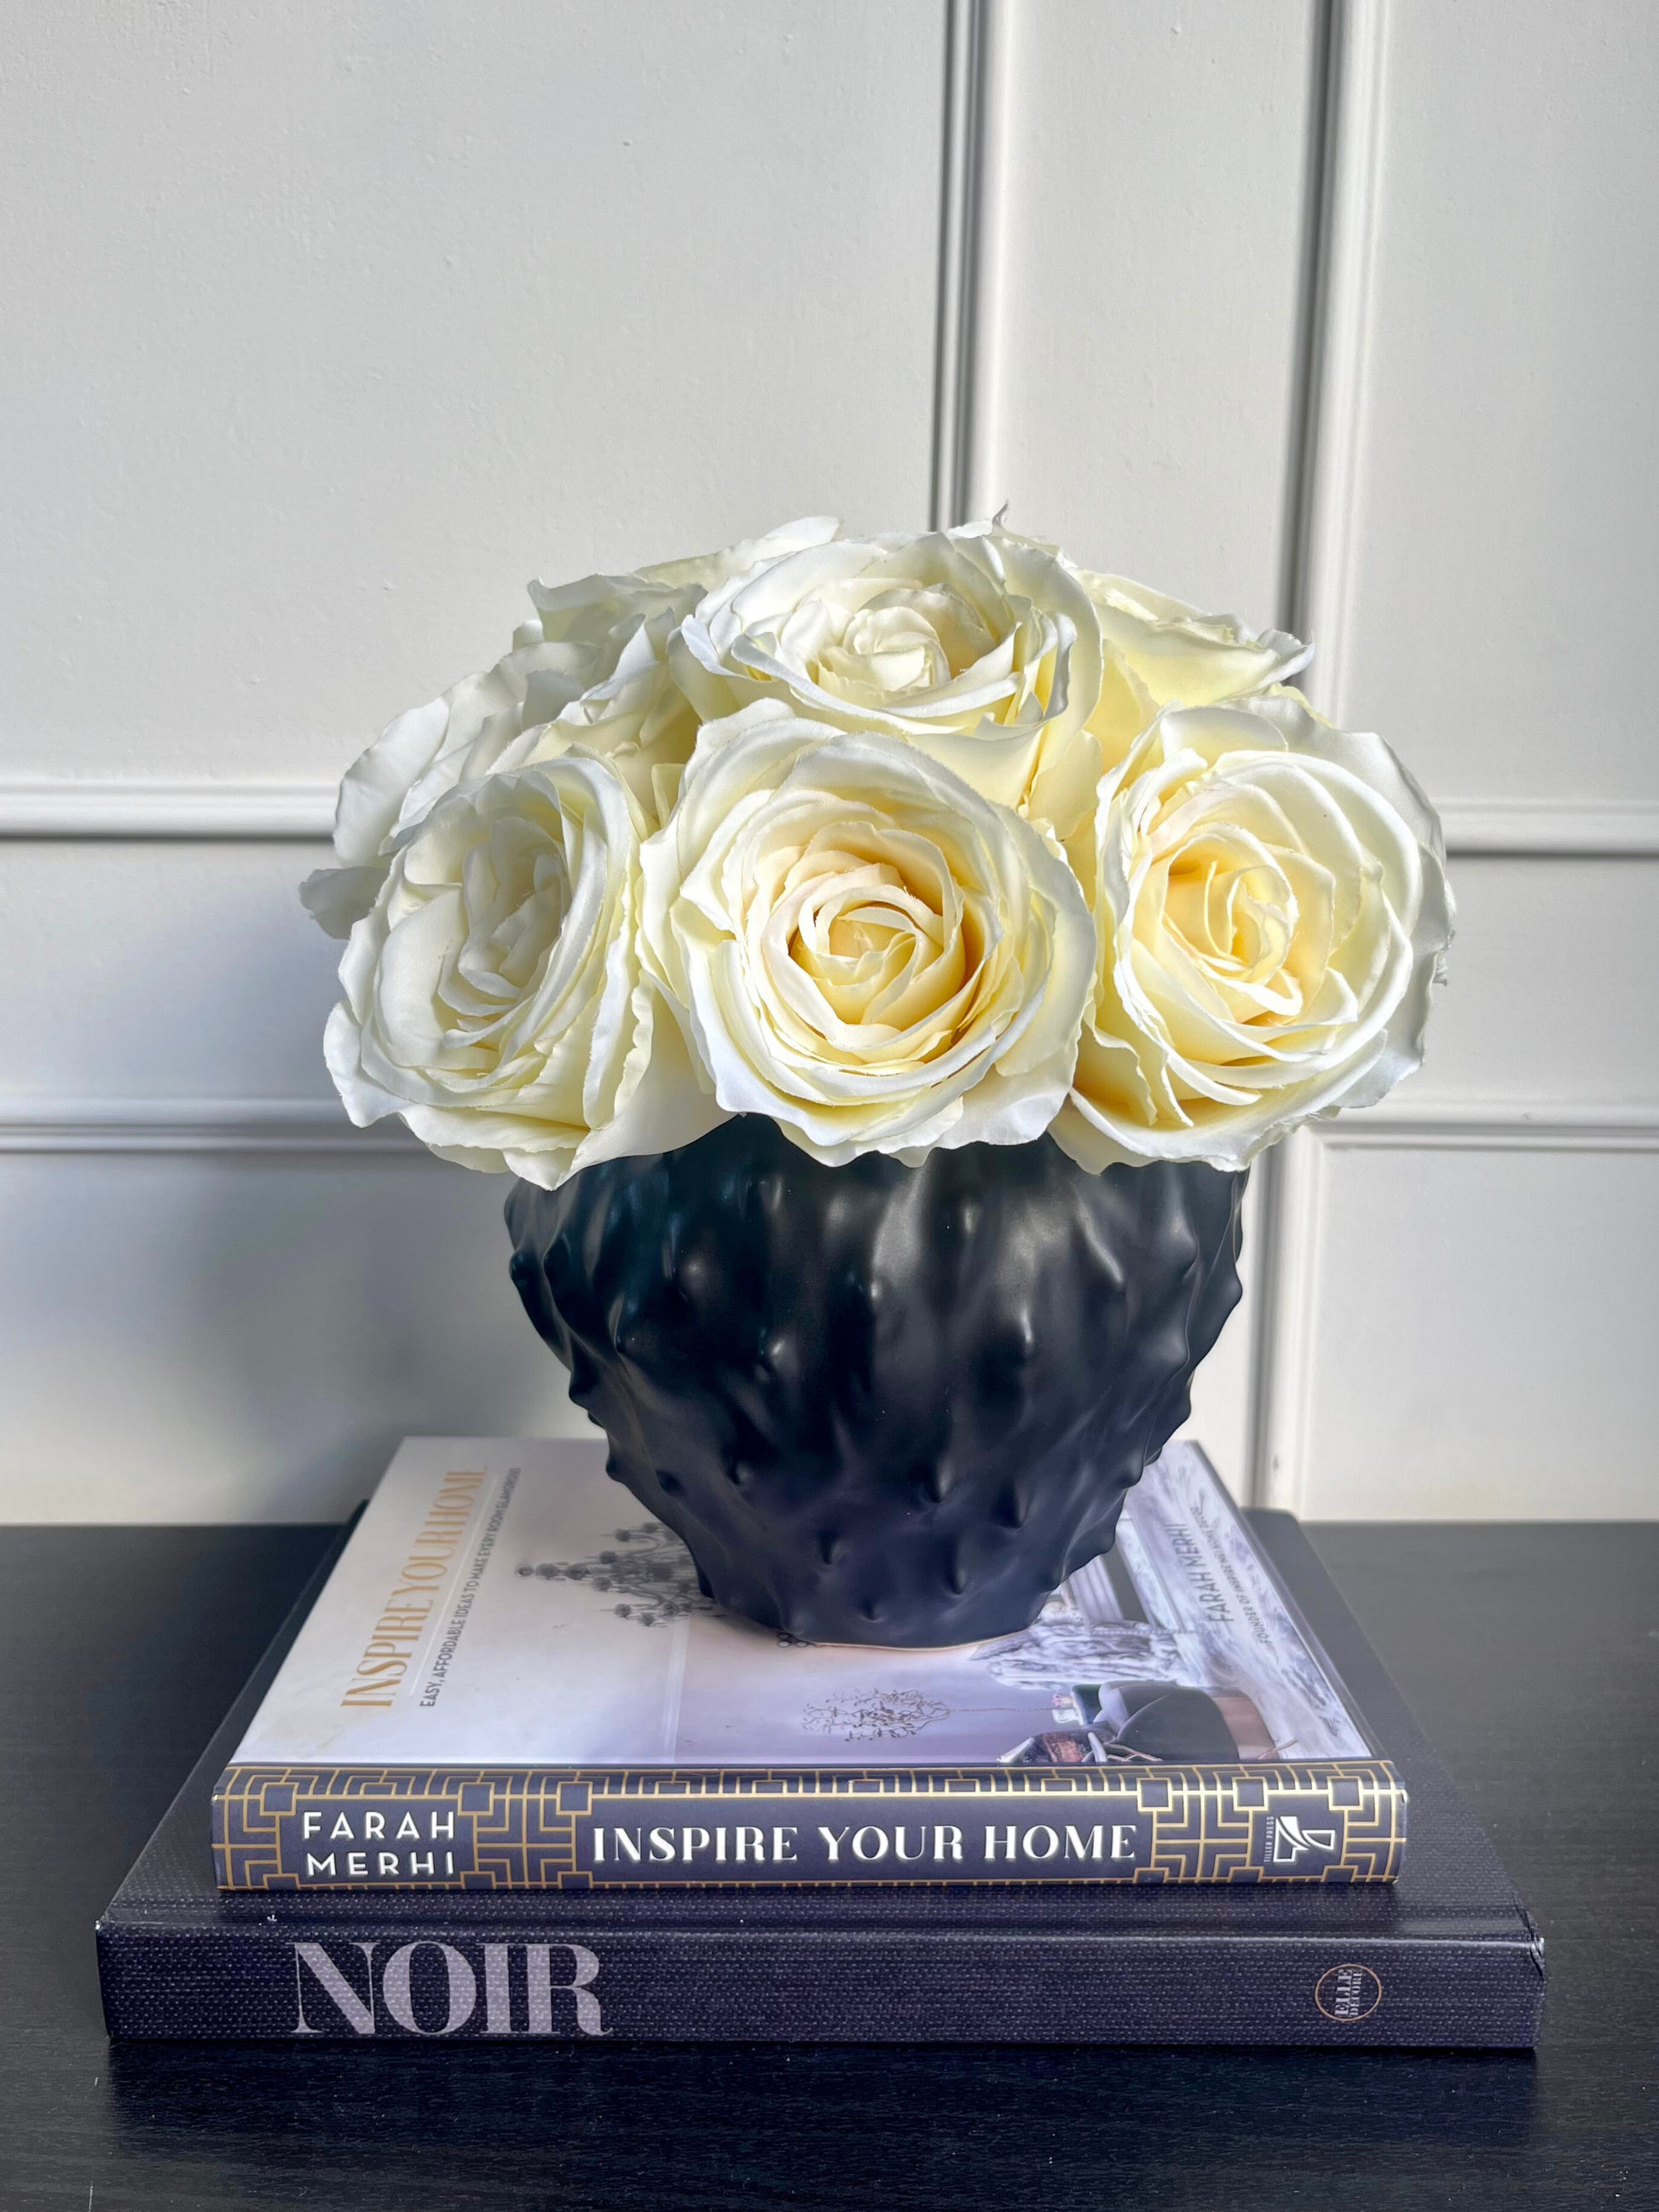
[3, 1519, 1656, 2209]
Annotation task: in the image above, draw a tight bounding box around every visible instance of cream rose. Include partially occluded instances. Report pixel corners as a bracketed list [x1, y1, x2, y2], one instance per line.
[301, 517, 841, 938]
[1084, 571, 1309, 724]
[1053, 692, 1453, 1170]
[324, 756, 721, 1187]
[668, 522, 1102, 825]
[1027, 570, 1312, 837]
[639, 702, 1095, 1167]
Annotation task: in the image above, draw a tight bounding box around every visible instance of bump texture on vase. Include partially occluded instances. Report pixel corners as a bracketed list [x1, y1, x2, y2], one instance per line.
[506, 1118, 1245, 1648]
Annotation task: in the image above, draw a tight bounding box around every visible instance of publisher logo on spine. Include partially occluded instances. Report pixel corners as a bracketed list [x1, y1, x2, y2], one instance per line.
[1251, 1799, 1346, 1874]
[1314, 1963, 1383, 2023]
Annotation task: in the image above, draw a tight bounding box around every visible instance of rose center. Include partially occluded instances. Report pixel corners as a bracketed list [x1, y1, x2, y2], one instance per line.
[810, 585, 998, 707]
[442, 829, 571, 1048]
[1154, 834, 1306, 1032]
[757, 824, 978, 1048]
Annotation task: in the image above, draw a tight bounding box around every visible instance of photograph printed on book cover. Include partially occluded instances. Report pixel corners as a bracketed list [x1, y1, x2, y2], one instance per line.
[229, 1439, 1377, 1775]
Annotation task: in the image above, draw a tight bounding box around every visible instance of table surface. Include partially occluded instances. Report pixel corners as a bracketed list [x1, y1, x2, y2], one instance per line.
[1, 1518, 1654, 2212]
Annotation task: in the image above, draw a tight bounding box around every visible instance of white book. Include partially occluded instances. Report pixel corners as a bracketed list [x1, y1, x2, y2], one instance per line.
[231, 1435, 1373, 1770]
[212, 1435, 1403, 1894]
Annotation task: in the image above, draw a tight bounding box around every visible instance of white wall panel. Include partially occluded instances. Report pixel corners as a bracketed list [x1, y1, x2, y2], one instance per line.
[3, 2, 1655, 1523]
[1244, 1, 1659, 1522]
[1300, 1144, 1659, 1520]
[993, 0, 1317, 610]
[984, 1, 1320, 1500]
[0, 0, 943, 784]
[0, 1138, 1264, 1524]
[0, 841, 337, 1102]
[1340, 0, 1659, 804]
[1404, 856, 1659, 1108]
[0, 1154, 591, 1522]
[1249, 843, 1659, 1520]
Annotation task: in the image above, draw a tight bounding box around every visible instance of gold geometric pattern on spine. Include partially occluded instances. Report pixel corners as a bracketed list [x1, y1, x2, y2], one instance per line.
[214, 1760, 1405, 1891]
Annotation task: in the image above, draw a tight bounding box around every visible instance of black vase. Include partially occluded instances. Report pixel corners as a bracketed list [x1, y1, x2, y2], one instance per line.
[506, 1117, 1244, 1648]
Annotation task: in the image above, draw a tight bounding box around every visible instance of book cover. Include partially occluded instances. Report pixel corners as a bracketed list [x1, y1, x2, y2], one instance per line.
[98, 1501, 1543, 2046]
[212, 1439, 1404, 1890]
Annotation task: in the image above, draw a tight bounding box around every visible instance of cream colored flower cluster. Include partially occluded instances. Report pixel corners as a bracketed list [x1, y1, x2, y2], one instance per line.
[305, 520, 1452, 1187]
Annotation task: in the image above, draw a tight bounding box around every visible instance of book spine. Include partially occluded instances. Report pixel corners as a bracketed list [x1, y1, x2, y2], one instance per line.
[96, 1913, 1542, 2047]
[213, 1759, 1407, 1891]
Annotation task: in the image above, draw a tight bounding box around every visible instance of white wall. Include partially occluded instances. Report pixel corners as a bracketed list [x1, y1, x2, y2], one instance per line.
[1240, 0, 1659, 1520]
[2, 1, 1655, 1521]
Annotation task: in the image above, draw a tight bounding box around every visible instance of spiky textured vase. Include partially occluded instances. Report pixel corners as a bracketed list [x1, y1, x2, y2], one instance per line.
[506, 1117, 1245, 1648]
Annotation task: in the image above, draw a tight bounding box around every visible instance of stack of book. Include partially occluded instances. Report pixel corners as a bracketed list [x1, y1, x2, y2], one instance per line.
[98, 1438, 1544, 2045]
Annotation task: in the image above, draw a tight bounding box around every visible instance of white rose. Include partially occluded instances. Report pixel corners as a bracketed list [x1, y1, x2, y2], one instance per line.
[324, 756, 722, 1187]
[1052, 692, 1454, 1170]
[639, 702, 1095, 1167]
[669, 522, 1102, 825]
[1083, 571, 1309, 721]
[1027, 570, 1312, 839]
[301, 517, 841, 938]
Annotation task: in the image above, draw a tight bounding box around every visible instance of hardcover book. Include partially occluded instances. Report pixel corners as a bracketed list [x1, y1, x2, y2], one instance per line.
[96, 1472, 1545, 2046]
[211, 1438, 1405, 1891]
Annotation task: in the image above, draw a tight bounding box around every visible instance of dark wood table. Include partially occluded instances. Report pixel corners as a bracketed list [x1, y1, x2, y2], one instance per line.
[1, 1519, 1654, 2209]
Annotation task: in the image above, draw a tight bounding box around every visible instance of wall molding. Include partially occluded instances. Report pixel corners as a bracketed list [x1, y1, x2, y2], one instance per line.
[1283, 0, 1387, 721]
[1435, 798, 1659, 858]
[928, 0, 1011, 529]
[4, 1094, 1650, 1158]
[1313, 1098, 1659, 1152]
[3, 1095, 1650, 1164]
[3, 777, 1656, 855]
[5, 1094, 1648, 1169]
[0, 780, 336, 840]
[1251, 0, 1389, 1511]
[1248, 1096, 1659, 1514]
[1246, 1129, 1328, 1516]
[0, 1099, 422, 1154]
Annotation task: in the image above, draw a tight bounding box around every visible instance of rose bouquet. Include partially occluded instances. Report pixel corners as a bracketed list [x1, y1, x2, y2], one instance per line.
[303, 517, 1452, 1187]
[302, 517, 1452, 1642]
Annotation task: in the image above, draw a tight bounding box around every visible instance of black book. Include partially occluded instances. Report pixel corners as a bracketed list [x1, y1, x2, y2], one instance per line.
[98, 1468, 1544, 2046]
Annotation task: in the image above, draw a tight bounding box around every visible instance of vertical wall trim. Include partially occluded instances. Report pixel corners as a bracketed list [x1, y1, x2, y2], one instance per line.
[1285, 0, 1389, 725]
[1247, 1131, 1329, 1513]
[929, 0, 1011, 529]
[1246, 0, 1389, 1510]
